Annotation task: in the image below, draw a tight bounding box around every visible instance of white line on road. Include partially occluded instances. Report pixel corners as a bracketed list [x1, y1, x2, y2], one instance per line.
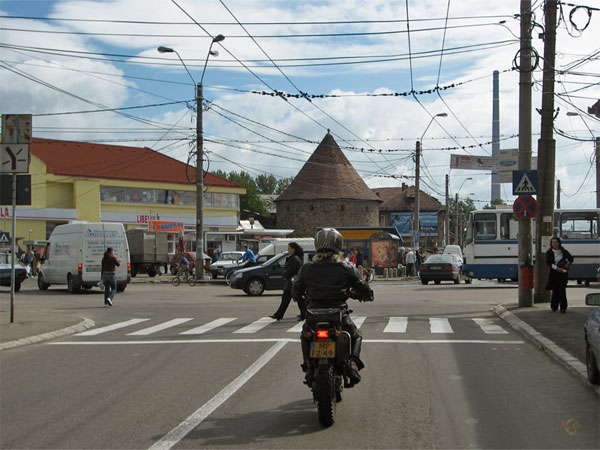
[148, 340, 288, 450]
[233, 317, 275, 334]
[429, 318, 453, 334]
[47, 338, 523, 345]
[126, 318, 194, 336]
[472, 318, 509, 334]
[351, 316, 366, 329]
[383, 317, 408, 333]
[180, 318, 237, 335]
[75, 318, 150, 336]
[286, 321, 304, 333]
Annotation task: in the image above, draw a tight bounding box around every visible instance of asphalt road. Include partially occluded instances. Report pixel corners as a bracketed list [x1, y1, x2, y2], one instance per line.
[1, 281, 599, 449]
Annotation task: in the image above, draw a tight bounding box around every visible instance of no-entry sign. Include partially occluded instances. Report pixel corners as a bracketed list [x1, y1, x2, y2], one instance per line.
[513, 195, 538, 220]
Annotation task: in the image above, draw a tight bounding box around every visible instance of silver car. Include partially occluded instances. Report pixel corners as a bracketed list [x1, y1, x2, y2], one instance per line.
[584, 292, 600, 385]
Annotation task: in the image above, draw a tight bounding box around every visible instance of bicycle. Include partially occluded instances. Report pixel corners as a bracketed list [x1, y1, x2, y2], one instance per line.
[172, 269, 196, 287]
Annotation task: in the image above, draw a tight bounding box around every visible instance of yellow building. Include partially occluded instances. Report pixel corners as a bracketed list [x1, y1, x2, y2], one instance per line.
[0, 138, 245, 254]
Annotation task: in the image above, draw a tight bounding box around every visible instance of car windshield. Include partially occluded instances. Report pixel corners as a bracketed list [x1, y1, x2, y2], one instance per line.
[263, 252, 288, 267]
[425, 254, 454, 264]
[221, 253, 241, 261]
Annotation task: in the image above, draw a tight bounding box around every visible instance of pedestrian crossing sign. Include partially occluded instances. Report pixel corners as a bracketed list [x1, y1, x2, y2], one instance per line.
[512, 170, 538, 195]
[0, 232, 9, 243]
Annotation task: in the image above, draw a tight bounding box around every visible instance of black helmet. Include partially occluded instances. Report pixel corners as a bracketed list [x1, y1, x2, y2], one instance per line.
[315, 228, 343, 253]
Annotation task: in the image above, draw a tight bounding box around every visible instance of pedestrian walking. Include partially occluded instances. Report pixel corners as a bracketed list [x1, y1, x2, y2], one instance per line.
[270, 242, 304, 321]
[101, 247, 120, 307]
[545, 237, 574, 313]
[405, 248, 416, 276]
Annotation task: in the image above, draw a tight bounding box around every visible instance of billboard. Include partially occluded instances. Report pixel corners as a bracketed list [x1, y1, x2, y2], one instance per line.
[390, 212, 438, 236]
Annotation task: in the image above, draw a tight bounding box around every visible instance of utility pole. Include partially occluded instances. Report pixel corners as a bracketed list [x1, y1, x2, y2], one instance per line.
[445, 174, 450, 246]
[534, 0, 558, 304]
[518, 0, 534, 307]
[454, 193, 459, 245]
[196, 82, 205, 280]
[413, 140, 421, 248]
[596, 137, 600, 208]
[556, 179, 561, 209]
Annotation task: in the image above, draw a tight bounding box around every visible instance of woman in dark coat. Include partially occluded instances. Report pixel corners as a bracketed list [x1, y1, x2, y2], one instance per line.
[270, 242, 304, 321]
[545, 237, 574, 313]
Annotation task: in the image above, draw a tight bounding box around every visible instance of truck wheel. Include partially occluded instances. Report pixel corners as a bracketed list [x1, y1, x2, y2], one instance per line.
[37, 273, 50, 290]
[67, 274, 79, 294]
[130, 265, 137, 277]
[245, 278, 265, 296]
[14, 281, 21, 292]
[117, 285, 126, 293]
[147, 268, 157, 277]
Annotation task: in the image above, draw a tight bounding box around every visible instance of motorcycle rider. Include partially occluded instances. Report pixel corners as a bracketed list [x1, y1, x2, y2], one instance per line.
[293, 228, 374, 387]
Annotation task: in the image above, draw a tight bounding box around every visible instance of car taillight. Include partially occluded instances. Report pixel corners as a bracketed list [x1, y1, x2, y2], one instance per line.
[444, 266, 453, 271]
[78, 263, 82, 277]
[127, 262, 131, 275]
[420, 266, 428, 271]
[316, 330, 329, 339]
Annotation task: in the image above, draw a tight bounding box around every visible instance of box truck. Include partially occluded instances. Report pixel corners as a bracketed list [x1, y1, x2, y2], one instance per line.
[126, 229, 168, 277]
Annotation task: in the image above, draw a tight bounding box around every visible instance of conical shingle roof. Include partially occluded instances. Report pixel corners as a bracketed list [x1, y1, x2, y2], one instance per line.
[276, 133, 381, 202]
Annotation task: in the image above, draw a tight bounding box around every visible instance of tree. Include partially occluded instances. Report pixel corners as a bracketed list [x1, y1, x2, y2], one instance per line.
[448, 197, 476, 244]
[255, 174, 278, 194]
[211, 170, 270, 215]
[483, 198, 508, 209]
[275, 177, 294, 194]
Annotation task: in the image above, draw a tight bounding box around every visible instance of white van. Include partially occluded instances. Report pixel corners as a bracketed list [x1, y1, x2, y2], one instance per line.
[443, 244, 463, 264]
[38, 222, 130, 293]
[257, 238, 315, 259]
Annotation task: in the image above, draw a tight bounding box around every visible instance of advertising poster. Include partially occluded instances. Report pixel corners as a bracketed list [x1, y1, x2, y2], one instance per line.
[370, 240, 398, 268]
[390, 212, 438, 236]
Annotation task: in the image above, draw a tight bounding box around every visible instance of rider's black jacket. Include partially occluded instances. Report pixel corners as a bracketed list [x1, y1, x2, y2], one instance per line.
[292, 256, 373, 307]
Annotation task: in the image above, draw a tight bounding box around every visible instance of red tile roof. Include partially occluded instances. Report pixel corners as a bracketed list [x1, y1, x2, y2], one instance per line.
[373, 185, 442, 212]
[31, 138, 240, 188]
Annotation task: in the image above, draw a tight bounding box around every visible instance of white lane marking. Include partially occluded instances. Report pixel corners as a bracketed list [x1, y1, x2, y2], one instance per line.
[148, 341, 288, 450]
[76, 318, 150, 336]
[233, 317, 275, 334]
[47, 338, 524, 346]
[127, 318, 194, 336]
[472, 318, 509, 334]
[429, 318, 453, 334]
[287, 321, 304, 333]
[383, 317, 408, 333]
[180, 318, 237, 335]
[351, 316, 366, 329]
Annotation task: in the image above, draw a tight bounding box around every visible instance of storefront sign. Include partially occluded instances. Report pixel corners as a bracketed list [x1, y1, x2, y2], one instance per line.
[136, 214, 160, 224]
[148, 220, 185, 232]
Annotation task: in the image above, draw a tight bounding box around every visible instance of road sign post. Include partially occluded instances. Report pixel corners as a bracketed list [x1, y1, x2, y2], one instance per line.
[2, 114, 32, 324]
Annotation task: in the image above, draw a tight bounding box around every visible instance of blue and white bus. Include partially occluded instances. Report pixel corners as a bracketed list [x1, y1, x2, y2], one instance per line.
[462, 208, 599, 283]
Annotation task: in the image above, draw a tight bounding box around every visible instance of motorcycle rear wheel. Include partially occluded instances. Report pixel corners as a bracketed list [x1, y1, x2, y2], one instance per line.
[315, 365, 336, 427]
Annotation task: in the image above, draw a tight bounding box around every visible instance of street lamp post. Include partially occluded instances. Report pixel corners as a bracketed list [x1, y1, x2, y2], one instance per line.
[158, 34, 225, 280]
[455, 177, 472, 245]
[414, 113, 447, 248]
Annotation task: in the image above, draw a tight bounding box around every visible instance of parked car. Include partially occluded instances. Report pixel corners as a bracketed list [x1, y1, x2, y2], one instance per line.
[443, 244, 463, 265]
[0, 252, 28, 292]
[584, 292, 600, 385]
[419, 254, 463, 285]
[230, 251, 314, 296]
[209, 251, 244, 279]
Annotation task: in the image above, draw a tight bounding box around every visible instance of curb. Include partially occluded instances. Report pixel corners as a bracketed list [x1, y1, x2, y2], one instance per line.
[493, 304, 599, 394]
[0, 318, 95, 351]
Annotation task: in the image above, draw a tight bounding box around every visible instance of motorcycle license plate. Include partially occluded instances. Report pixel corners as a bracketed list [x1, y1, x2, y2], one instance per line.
[310, 341, 335, 358]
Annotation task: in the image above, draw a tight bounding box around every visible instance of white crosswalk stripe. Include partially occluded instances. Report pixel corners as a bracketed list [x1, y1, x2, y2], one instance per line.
[429, 318, 453, 334]
[472, 318, 509, 334]
[287, 321, 304, 333]
[181, 318, 237, 335]
[233, 317, 275, 334]
[127, 318, 194, 336]
[76, 318, 150, 336]
[351, 316, 366, 329]
[383, 317, 408, 333]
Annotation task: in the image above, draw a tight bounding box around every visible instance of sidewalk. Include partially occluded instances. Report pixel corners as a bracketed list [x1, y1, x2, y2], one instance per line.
[493, 293, 599, 392]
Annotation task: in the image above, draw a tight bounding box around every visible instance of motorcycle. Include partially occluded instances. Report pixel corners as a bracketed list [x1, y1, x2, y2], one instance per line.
[303, 288, 369, 427]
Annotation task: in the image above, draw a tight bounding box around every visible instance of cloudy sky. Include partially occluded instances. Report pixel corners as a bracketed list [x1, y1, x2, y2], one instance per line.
[1, 0, 598, 208]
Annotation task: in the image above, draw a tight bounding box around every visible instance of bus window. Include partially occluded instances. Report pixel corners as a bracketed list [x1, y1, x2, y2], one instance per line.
[559, 212, 599, 239]
[474, 213, 497, 240]
[500, 213, 519, 240]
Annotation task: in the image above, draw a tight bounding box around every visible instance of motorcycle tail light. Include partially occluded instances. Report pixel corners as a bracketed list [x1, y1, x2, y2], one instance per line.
[335, 330, 341, 336]
[316, 330, 329, 339]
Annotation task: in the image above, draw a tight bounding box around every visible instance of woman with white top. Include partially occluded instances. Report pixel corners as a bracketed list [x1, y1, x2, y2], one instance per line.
[545, 237, 574, 313]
